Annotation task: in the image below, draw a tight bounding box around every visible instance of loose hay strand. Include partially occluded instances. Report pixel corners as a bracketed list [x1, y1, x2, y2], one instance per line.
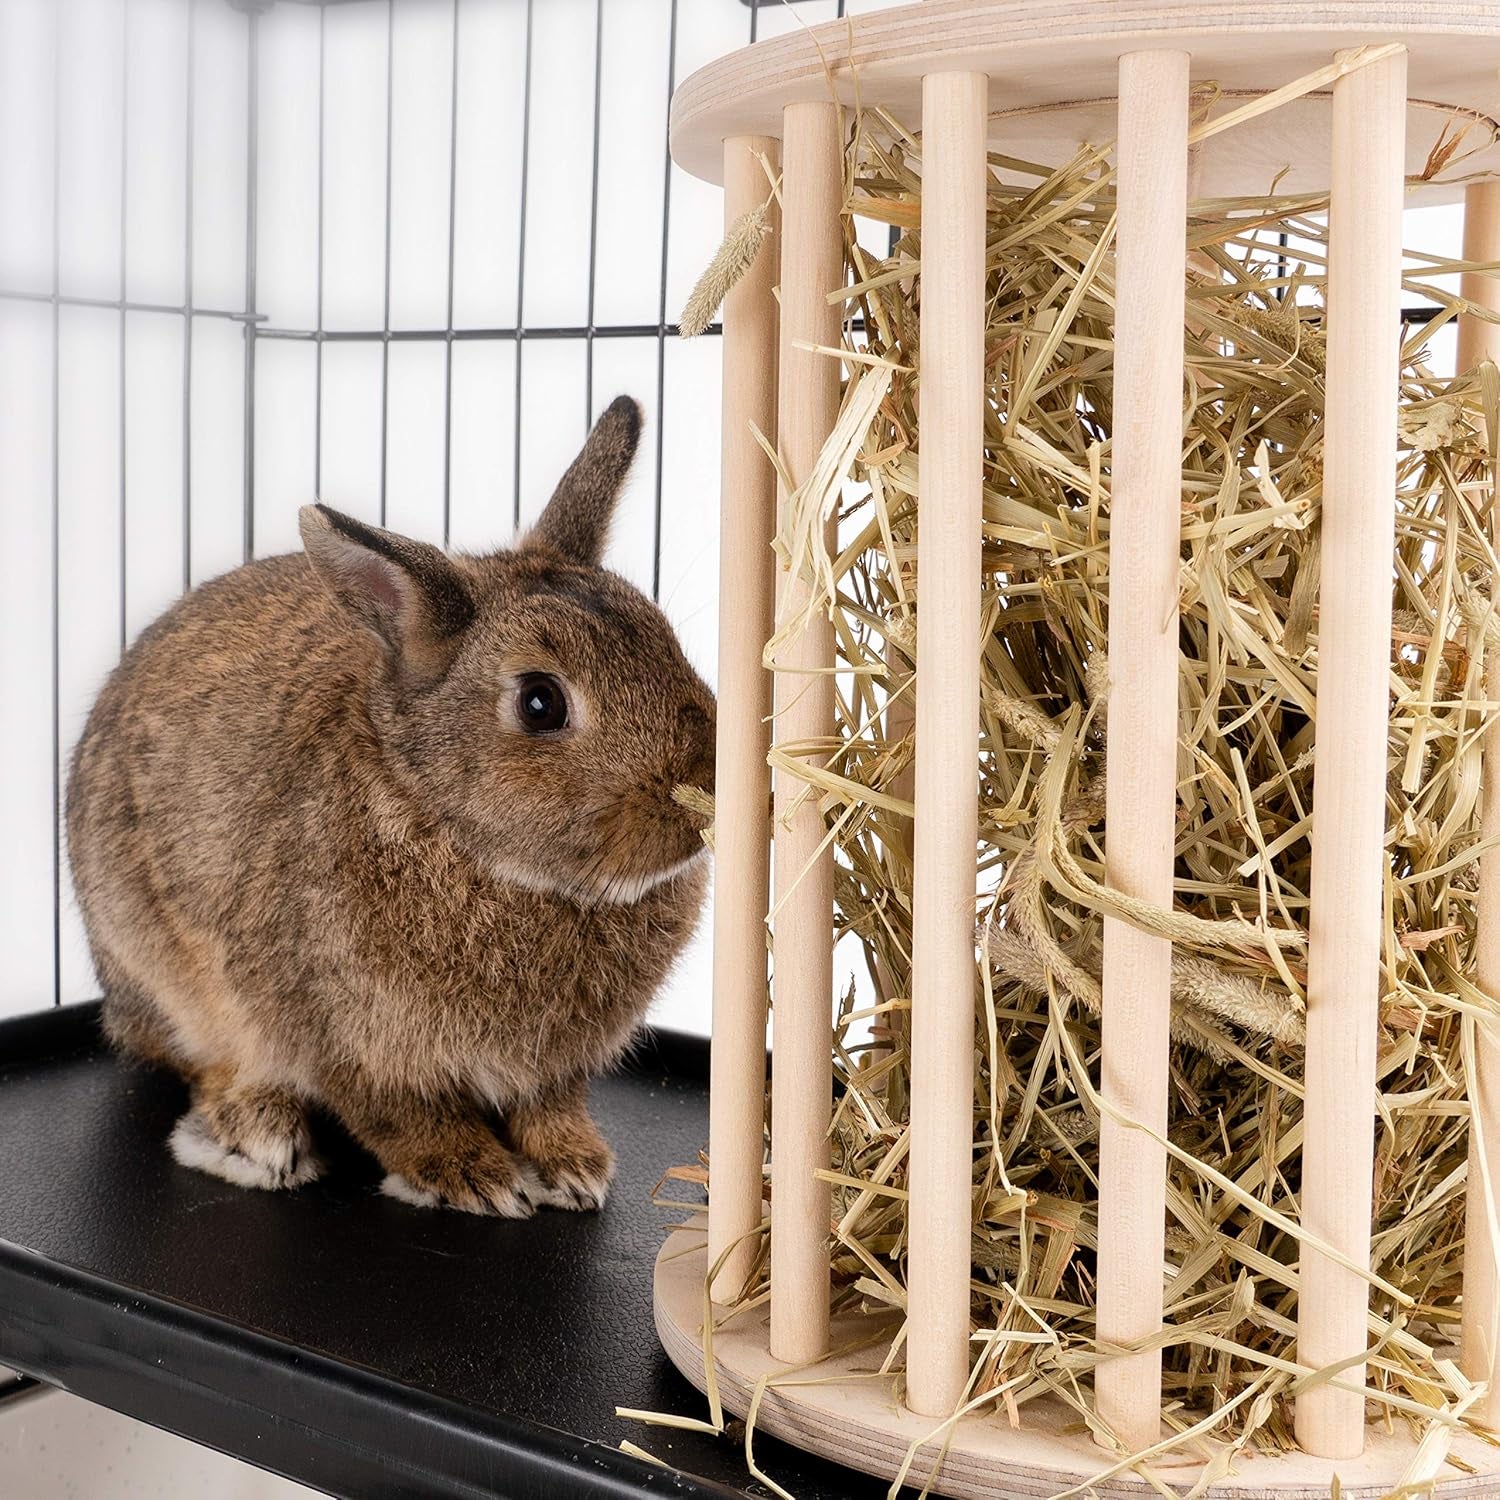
[678, 196, 776, 338]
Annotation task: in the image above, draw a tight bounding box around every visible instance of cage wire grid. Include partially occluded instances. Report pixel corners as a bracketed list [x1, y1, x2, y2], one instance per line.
[0, 0, 1451, 1026]
[3, 0, 869, 1019]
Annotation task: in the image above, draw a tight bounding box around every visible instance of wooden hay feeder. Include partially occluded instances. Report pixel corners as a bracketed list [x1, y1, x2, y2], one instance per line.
[653, 3, 1500, 1494]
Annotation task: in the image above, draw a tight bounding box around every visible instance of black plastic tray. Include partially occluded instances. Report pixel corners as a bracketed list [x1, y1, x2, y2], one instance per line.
[0, 1003, 882, 1499]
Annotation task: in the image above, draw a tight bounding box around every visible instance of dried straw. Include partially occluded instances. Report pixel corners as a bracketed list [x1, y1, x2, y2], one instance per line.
[679, 198, 776, 338]
[667, 68, 1500, 1493]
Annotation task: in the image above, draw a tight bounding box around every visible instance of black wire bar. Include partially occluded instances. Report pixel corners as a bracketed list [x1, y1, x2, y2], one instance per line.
[256, 322, 723, 343]
[377, 0, 395, 525]
[440, 0, 460, 543]
[49, 0, 64, 1009]
[0, 289, 261, 322]
[242, 6, 261, 564]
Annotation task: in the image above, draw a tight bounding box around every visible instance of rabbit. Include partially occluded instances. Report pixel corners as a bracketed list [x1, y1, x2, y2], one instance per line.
[66, 396, 716, 1217]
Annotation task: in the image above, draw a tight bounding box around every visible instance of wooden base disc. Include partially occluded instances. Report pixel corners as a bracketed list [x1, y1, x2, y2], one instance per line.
[653, 1222, 1500, 1498]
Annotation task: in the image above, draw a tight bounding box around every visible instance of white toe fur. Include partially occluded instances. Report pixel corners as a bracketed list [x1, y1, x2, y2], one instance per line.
[169, 1109, 321, 1191]
[525, 1162, 610, 1211]
[380, 1172, 442, 1207]
[381, 1166, 537, 1217]
[526, 1179, 588, 1210]
[170, 1111, 280, 1190]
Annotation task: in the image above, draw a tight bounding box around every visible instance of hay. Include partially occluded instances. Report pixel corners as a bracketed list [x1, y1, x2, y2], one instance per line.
[678, 197, 776, 338]
[681, 68, 1500, 1485]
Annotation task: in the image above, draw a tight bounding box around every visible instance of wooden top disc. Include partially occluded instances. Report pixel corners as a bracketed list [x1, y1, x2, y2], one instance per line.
[670, 1, 1500, 201]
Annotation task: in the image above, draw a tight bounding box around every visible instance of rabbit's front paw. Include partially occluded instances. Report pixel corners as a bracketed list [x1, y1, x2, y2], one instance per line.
[379, 1143, 538, 1219]
[169, 1076, 321, 1191]
[509, 1096, 616, 1212]
[526, 1146, 615, 1212]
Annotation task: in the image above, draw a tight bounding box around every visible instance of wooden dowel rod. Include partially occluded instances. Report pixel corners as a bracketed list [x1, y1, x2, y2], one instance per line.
[874, 637, 915, 1069]
[1093, 47, 1190, 1456]
[1459, 179, 1500, 1424]
[708, 134, 781, 1304]
[768, 99, 842, 1367]
[1295, 44, 1407, 1462]
[905, 67, 989, 1421]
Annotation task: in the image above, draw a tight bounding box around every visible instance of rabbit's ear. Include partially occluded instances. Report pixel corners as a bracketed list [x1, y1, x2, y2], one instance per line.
[300, 505, 474, 677]
[523, 395, 642, 567]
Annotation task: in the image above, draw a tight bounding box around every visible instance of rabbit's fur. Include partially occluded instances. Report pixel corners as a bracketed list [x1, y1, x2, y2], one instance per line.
[67, 397, 715, 1216]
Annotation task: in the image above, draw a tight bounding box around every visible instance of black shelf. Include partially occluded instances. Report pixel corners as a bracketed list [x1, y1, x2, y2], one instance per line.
[0, 1004, 883, 1500]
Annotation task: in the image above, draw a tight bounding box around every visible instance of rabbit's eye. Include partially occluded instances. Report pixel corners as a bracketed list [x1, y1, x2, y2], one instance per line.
[515, 673, 568, 734]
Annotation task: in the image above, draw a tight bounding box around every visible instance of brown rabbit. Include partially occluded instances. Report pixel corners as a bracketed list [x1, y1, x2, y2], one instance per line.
[66, 397, 715, 1216]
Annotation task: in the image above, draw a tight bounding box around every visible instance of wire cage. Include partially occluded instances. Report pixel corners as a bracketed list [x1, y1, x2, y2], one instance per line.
[0, 0, 879, 1029]
[652, 3, 1500, 1497]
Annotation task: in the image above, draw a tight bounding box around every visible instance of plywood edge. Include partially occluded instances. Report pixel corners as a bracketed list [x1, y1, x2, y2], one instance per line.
[668, 0, 1500, 192]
